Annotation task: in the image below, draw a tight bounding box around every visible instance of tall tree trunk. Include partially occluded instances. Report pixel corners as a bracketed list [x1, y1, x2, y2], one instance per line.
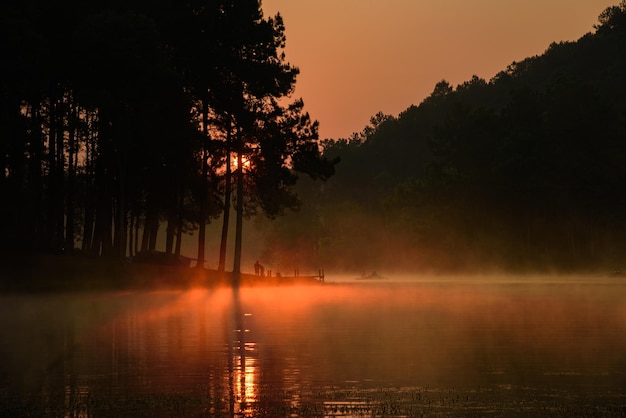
[141, 194, 158, 252]
[167, 166, 183, 256]
[113, 196, 127, 260]
[101, 204, 114, 258]
[55, 91, 65, 251]
[165, 209, 176, 255]
[232, 150, 244, 287]
[128, 210, 135, 258]
[81, 112, 96, 253]
[140, 207, 150, 252]
[28, 100, 44, 249]
[175, 178, 184, 257]
[94, 118, 113, 258]
[95, 181, 114, 257]
[3, 97, 27, 249]
[65, 100, 77, 252]
[218, 156, 231, 272]
[218, 122, 233, 273]
[114, 143, 127, 260]
[82, 203, 94, 253]
[47, 90, 58, 250]
[148, 213, 159, 251]
[91, 194, 104, 257]
[134, 212, 140, 255]
[196, 98, 209, 268]
[119, 208, 127, 259]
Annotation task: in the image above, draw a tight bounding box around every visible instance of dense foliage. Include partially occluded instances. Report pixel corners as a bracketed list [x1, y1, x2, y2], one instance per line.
[265, 2, 626, 273]
[0, 0, 333, 271]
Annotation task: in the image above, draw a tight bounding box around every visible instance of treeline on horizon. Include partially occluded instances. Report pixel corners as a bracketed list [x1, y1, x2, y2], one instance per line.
[0, 0, 335, 274]
[263, 2, 626, 273]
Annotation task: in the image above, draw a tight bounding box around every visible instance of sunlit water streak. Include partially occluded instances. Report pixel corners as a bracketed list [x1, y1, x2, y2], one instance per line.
[1, 276, 626, 416]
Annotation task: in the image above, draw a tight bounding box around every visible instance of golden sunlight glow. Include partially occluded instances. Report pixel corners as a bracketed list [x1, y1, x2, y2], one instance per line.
[233, 346, 258, 413]
[231, 155, 251, 170]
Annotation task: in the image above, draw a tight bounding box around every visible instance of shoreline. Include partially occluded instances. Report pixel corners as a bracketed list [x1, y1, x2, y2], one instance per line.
[0, 253, 324, 293]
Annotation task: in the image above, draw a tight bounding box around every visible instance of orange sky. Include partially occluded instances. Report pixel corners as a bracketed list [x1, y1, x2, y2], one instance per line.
[261, 0, 617, 140]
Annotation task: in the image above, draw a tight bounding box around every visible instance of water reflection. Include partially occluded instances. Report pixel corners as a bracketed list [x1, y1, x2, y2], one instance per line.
[1, 279, 626, 416]
[230, 287, 258, 416]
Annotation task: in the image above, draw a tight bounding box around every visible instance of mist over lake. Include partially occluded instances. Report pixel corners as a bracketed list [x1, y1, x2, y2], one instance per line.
[4, 3, 626, 417]
[1, 275, 625, 417]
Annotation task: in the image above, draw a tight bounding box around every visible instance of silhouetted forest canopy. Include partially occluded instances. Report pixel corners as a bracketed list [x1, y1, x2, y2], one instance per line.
[0, 0, 334, 277]
[262, 2, 626, 273]
[4, 2, 626, 277]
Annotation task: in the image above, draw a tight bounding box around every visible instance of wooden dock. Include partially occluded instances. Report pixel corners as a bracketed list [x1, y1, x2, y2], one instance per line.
[227, 269, 325, 285]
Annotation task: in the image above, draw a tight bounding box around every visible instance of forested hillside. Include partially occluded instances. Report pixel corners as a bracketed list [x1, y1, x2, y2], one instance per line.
[263, 2, 626, 273]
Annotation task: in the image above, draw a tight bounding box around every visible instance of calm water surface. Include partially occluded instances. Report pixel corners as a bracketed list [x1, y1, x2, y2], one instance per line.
[1, 276, 626, 416]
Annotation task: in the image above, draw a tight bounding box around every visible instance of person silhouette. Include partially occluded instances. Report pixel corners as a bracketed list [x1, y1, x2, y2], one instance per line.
[254, 260, 260, 276]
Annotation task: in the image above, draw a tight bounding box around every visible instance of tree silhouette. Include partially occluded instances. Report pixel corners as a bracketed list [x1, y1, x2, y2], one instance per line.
[0, 0, 332, 282]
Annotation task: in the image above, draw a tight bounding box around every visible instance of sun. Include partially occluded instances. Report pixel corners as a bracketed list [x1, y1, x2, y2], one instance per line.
[211, 153, 254, 175]
[231, 154, 251, 170]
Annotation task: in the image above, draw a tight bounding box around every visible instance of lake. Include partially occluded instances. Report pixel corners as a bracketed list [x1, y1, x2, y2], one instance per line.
[1, 275, 626, 417]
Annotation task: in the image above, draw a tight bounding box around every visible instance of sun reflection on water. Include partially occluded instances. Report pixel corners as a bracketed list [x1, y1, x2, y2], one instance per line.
[230, 307, 259, 415]
[232, 344, 258, 415]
